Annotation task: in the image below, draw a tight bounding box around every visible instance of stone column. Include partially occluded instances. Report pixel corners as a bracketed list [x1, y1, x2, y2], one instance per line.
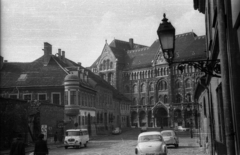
[137, 111, 140, 128]
[146, 110, 149, 127]
[181, 108, 185, 127]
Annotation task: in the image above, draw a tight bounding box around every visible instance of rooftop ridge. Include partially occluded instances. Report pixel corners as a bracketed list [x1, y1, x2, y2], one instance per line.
[127, 47, 149, 53]
[194, 35, 205, 40]
[175, 32, 196, 38]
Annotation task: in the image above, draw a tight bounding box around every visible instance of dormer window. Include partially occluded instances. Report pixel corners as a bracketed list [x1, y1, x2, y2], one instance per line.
[18, 74, 27, 81]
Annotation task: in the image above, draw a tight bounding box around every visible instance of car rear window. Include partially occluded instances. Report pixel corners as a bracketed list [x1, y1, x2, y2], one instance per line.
[139, 135, 163, 142]
[66, 131, 82, 136]
[161, 132, 172, 136]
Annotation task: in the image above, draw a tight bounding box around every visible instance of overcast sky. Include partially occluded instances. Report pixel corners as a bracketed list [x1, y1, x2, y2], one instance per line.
[1, 0, 205, 67]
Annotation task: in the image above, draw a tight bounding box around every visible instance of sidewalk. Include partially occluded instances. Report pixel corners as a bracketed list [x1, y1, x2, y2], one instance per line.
[0, 141, 64, 155]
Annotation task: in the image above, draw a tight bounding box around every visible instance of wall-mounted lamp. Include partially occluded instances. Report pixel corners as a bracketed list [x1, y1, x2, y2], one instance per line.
[157, 13, 221, 78]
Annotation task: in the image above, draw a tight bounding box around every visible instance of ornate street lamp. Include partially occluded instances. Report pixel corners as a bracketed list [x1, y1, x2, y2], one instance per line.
[157, 13, 175, 64]
[157, 14, 221, 78]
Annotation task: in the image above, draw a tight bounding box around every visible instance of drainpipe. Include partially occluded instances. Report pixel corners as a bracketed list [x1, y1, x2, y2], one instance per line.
[217, 0, 235, 154]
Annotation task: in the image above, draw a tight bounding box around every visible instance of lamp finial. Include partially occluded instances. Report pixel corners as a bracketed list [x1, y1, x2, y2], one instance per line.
[162, 13, 168, 22]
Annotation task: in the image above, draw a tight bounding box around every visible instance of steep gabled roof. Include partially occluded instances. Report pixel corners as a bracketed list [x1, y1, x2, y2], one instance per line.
[0, 56, 68, 88]
[174, 34, 206, 61]
[109, 39, 147, 51]
[86, 68, 130, 101]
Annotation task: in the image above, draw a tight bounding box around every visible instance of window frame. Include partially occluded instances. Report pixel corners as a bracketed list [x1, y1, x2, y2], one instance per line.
[51, 92, 61, 105]
[38, 93, 47, 101]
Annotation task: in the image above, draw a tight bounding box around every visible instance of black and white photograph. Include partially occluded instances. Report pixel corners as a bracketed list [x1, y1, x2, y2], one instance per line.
[1, 0, 240, 155]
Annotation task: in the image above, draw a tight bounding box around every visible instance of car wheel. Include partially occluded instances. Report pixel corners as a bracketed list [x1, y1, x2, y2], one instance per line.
[84, 143, 87, 147]
[65, 146, 68, 149]
[175, 144, 179, 148]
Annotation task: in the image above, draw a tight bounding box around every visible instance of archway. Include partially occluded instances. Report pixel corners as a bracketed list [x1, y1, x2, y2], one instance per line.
[131, 111, 137, 127]
[148, 111, 152, 127]
[154, 107, 168, 128]
[139, 111, 146, 127]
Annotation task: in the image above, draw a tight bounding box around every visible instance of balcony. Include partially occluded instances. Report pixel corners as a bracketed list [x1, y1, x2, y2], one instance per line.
[65, 105, 80, 116]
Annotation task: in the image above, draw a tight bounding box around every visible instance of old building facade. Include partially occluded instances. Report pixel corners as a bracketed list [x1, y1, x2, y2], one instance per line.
[0, 42, 131, 139]
[90, 32, 206, 129]
[194, 0, 240, 154]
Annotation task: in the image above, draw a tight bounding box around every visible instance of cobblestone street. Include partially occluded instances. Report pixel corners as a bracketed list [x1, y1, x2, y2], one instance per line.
[48, 128, 205, 155]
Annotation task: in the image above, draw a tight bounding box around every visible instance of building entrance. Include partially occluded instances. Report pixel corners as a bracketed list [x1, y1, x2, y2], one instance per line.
[154, 107, 168, 128]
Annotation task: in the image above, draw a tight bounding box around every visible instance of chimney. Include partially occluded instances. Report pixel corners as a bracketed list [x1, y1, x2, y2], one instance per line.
[43, 42, 52, 66]
[129, 38, 134, 49]
[58, 49, 61, 58]
[62, 51, 65, 62]
[84, 71, 88, 83]
[43, 42, 52, 56]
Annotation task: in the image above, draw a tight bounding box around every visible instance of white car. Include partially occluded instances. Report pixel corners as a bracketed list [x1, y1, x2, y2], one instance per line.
[64, 129, 89, 149]
[160, 130, 179, 148]
[135, 131, 168, 155]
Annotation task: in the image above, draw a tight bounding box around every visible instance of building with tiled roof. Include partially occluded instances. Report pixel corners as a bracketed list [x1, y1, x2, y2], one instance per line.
[0, 42, 131, 139]
[89, 32, 206, 128]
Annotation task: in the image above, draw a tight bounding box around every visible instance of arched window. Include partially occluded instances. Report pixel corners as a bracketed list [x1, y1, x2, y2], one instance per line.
[133, 84, 137, 93]
[185, 79, 191, 88]
[100, 64, 103, 71]
[164, 81, 168, 90]
[164, 95, 168, 103]
[159, 80, 167, 90]
[176, 94, 182, 103]
[110, 62, 113, 69]
[106, 60, 110, 69]
[140, 83, 145, 92]
[140, 97, 145, 105]
[149, 83, 154, 91]
[186, 93, 192, 102]
[175, 80, 181, 89]
[150, 96, 154, 105]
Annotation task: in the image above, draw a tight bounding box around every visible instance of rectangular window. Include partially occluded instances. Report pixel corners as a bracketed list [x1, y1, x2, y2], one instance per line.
[23, 94, 32, 101]
[70, 91, 77, 105]
[38, 93, 47, 101]
[64, 91, 68, 105]
[9, 94, 18, 99]
[216, 84, 225, 143]
[52, 93, 61, 105]
[79, 116, 81, 126]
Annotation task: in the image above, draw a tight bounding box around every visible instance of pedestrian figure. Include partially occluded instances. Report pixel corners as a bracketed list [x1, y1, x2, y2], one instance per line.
[10, 134, 25, 155]
[54, 132, 58, 143]
[34, 134, 49, 155]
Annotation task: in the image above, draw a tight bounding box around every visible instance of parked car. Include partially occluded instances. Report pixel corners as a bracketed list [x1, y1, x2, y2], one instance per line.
[140, 126, 147, 133]
[135, 131, 168, 155]
[112, 127, 122, 135]
[176, 126, 189, 132]
[160, 130, 179, 148]
[64, 129, 89, 149]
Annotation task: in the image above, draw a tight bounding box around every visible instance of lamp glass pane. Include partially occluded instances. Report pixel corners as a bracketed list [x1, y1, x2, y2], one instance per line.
[160, 32, 174, 50]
